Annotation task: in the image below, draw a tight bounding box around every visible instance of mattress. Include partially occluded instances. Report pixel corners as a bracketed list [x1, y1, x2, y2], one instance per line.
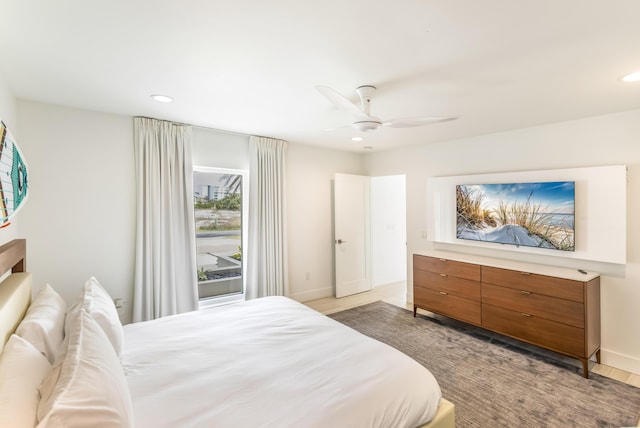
[123, 296, 441, 427]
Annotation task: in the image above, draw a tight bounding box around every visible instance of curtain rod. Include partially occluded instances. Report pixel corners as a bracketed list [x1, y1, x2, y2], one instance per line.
[134, 115, 272, 139]
[192, 124, 277, 141]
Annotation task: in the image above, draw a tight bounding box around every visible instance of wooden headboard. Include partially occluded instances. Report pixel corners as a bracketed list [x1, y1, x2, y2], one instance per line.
[0, 239, 26, 274]
[0, 239, 31, 352]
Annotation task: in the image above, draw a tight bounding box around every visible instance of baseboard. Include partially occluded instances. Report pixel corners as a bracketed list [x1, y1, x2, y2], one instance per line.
[289, 286, 333, 303]
[373, 280, 406, 289]
[600, 348, 640, 376]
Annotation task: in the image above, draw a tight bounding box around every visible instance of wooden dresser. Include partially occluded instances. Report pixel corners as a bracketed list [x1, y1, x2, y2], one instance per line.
[413, 251, 601, 378]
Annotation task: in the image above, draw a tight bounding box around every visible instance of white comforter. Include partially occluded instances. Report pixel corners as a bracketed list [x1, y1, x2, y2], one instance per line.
[123, 297, 441, 428]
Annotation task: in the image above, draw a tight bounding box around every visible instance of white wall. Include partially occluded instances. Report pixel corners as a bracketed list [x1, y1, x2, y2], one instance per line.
[365, 108, 640, 375]
[287, 143, 365, 302]
[0, 74, 20, 245]
[192, 127, 249, 170]
[371, 175, 406, 287]
[17, 101, 136, 323]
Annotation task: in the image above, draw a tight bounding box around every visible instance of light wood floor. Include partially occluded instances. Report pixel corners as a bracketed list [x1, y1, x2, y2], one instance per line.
[305, 281, 640, 392]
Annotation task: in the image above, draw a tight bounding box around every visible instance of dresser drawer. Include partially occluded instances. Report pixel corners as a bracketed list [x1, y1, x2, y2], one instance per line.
[482, 283, 584, 328]
[415, 286, 481, 325]
[482, 266, 584, 303]
[482, 303, 585, 357]
[414, 270, 481, 301]
[414, 255, 481, 281]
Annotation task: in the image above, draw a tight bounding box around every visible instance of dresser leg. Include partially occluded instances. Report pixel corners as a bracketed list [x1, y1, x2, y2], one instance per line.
[580, 358, 589, 379]
[596, 349, 601, 364]
[413, 305, 417, 317]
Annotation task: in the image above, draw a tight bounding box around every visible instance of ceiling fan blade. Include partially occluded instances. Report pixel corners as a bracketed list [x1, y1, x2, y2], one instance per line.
[382, 116, 458, 128]
[315, 85, 367, 119]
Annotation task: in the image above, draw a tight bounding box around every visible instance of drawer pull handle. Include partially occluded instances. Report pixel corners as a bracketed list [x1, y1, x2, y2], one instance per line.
[520, 272, 532, 276]
[520, 312, 532, 317]
[439, 273, 448, 277]
[439, 291, 448, 295]
[439, 258, 447, 262]
[520, 290, 531, 295]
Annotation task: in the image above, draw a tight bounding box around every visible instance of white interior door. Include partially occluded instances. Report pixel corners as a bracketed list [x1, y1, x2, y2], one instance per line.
[334, 173, 371, 298]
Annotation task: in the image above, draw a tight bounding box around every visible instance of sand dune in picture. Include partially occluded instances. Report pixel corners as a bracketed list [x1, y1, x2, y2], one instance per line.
[458, 224, 557, 249]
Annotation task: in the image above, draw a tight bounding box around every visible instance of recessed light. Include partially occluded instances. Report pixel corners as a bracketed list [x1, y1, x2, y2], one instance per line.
[151, 94, 174, 103]
[352, 137, 363, 142]
[622, 71, 640, 82]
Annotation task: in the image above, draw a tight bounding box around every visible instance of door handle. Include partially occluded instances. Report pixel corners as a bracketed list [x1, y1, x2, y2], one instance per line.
[335, 239, 347, 244]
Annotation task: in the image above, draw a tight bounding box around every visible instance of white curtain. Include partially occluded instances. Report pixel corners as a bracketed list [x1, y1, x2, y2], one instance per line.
[246, 136, 288, 299]
[132, 117, 198, 322]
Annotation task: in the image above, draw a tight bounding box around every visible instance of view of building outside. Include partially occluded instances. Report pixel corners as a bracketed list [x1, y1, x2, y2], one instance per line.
[194, 170, 243, 299]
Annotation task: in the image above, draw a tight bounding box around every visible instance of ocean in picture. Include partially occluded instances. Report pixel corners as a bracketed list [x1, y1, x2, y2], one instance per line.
[456, 181, 575, 251]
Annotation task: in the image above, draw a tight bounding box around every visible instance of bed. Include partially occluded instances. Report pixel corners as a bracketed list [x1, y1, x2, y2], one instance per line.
[0, 239, 455, 427]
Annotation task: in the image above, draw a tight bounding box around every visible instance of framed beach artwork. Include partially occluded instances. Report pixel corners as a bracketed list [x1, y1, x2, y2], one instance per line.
[0, 120, 29, 228]
[456, 181, 575, 252]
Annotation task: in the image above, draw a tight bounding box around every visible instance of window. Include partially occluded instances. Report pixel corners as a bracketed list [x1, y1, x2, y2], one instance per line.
[193, 167, 248, 305]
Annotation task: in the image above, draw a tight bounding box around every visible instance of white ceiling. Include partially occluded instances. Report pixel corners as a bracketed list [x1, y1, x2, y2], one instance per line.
[2, 1, 640, 152]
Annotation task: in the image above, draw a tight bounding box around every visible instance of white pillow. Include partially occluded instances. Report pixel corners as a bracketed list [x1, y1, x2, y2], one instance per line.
[0, 334, 51, 428]
[37, 309, 133, 428]
[16, 283, 67, 364]
[82, 277, 123, 357]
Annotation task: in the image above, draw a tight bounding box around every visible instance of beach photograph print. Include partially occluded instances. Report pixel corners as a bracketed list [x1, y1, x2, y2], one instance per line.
[456, 181, 575, 251]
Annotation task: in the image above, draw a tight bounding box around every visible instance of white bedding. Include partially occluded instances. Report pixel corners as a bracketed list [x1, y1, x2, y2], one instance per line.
[123, 296, 441, 428]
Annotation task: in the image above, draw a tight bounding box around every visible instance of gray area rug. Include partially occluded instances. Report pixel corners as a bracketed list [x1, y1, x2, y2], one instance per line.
[329, 301, 640, 428]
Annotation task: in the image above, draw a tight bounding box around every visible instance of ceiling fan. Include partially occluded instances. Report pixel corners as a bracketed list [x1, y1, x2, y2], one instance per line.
[316, 85, 458, 133]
